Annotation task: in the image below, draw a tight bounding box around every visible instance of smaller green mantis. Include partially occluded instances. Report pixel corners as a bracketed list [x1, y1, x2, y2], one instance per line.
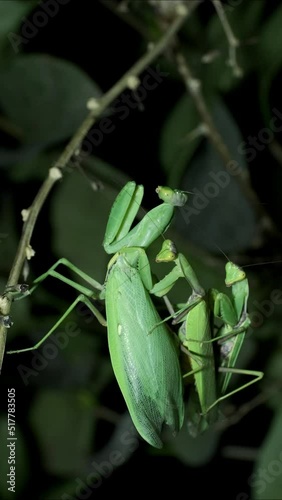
[7, 182, 188, 448]
[150, 239, 264, 434]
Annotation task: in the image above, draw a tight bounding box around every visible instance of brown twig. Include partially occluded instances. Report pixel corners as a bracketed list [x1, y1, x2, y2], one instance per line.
[211, 0, 242, 77]
[175, 50, 279, 239]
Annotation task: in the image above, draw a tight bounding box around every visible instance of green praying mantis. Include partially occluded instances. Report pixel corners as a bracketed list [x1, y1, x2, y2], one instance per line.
[151, 239, 264, 435]
[5, 181, 263, 447]
[7, 182, 188, 448]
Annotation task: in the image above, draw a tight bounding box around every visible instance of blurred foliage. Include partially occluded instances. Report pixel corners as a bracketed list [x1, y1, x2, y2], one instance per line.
[0, 1, 282, 499]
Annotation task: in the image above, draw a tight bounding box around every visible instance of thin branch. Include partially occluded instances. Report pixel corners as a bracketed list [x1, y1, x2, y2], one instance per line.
[175, 50, 279, 239]
[211, 0, 242, 77]
[101, 0, 200, 37]
[0, 7, 189, 372]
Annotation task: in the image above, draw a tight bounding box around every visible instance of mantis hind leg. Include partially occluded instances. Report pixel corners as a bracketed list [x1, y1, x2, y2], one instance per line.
[12, 258, 103, 301]
[7, 294, 106, 354]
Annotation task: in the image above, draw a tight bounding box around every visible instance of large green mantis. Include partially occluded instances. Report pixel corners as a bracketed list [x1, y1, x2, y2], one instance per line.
[7, 182, 188, 448]
[151, 239, 264, 435]
[6, 181, 263, 445]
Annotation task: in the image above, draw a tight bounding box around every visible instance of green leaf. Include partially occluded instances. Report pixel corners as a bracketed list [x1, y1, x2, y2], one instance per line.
[265, 348, 282, 382]
[10, 148, 61, 182]
[29, 389, 96, 476]
[252, 405, 282, 499]
[259, 4, 282, 122]
[168, 415, 220, 466]
[159, 94, 203, 186]
[263, 346, 282, 410]
[174, 96, 257, 253]
[41, 414, 138, 499]
[0, 54, 102, 146]
[0, 144, 44, 169]
[0, 416, 29, 499]
[0, 1, 36, 57]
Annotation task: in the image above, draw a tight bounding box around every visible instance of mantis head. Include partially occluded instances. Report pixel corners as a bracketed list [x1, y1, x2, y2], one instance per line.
[155, 239, 178, 263]
[156, 186, 188, 207]
[225, 261, 246, 287]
